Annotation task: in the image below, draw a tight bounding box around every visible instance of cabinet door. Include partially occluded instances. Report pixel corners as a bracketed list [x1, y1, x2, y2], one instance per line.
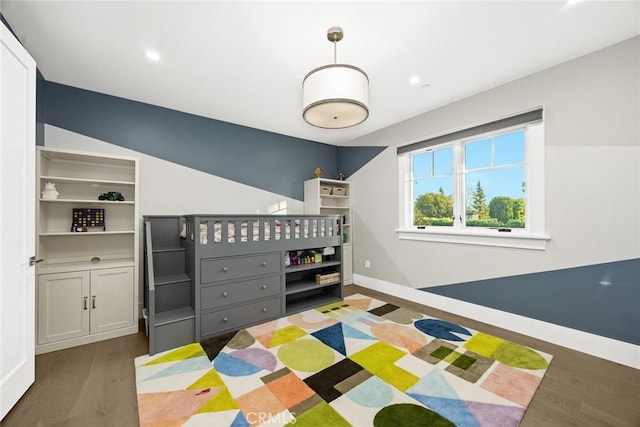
[37, 271, 90, 344]
[90, 267, 134, 334]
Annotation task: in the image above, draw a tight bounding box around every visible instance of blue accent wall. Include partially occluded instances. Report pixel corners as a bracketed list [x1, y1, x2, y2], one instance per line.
[338, 146, 386, 178]
[422, 258, 640, 345]
[43, 81, 385, 200]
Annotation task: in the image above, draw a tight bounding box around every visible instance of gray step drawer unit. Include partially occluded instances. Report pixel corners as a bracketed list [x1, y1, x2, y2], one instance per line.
[139, 214, 346, 353]
[143, 215, 195, 355]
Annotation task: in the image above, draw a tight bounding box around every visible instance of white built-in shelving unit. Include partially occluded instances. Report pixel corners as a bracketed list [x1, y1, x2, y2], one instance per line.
[35, 146, 139, 354]
[304, 177, 353, 284]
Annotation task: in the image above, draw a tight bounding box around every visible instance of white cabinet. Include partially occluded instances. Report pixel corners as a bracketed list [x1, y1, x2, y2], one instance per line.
[304, 178, 353, 284]
[35, 147, 139, 354]
[37, 267, 134, 345]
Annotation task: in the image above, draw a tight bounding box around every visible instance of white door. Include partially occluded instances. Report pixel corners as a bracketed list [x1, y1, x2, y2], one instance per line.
[0, 22, 36, 419]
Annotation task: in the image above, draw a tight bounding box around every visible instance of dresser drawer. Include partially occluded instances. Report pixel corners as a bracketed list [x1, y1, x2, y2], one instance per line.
[201, 252, 281, 283]
[201, 275, 281, 310]
[200, 297, 282, 337]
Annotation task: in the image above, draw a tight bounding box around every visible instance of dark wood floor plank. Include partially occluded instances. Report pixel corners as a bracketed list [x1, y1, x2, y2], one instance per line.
[2, 288, 638, 426]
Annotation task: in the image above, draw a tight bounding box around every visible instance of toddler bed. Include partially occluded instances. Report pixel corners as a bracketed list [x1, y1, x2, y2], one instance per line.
[145, 214, 345, 355]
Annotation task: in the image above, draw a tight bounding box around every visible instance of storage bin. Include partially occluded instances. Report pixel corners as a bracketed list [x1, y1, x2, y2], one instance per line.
[320, 186, 332, 195]
[332, 187, 347, 196]
[316, 272, 340, 285]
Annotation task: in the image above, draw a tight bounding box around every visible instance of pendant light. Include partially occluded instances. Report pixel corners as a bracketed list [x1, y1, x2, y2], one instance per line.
[302, 27, 369, 129]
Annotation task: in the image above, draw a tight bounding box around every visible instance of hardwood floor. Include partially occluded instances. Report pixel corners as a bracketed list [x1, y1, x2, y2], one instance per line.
[1, 324, 148, 427]
[3, 287, 639, 426]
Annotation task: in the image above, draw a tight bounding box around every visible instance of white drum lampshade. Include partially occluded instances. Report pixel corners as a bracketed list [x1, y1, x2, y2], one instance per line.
[302, 27, 369, 129]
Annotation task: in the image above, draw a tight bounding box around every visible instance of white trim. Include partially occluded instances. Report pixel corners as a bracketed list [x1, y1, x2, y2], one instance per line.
[396, 228, 550, 250]
[352, 274, 640, 370]
[35, 325, 138, 355]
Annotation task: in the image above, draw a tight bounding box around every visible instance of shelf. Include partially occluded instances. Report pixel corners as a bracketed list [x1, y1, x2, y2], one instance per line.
[39, 198, 135, 205]
[319, 205, 350, 210]
[40, 175, 135, 186]
[154, 273, 191, 287]
[285, 294, 342, 315]
[286, 260, 340, 273]
[320, 194, 348, 199]
[155, 307, 195, 327]
[39, 230, 134, 236]
[286, 279, 340, 296]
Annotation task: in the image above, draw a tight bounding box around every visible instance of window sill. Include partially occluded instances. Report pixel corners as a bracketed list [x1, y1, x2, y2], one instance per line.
[396, 228, 550, 250]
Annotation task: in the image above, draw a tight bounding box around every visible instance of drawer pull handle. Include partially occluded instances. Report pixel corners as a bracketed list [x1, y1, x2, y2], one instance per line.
[92, 296, 96, 309]
[261, 261, 267, 267]
[83, 297, 88, 310]
[223, 291, 228, 297]
[262, 308, 267, 313]
[223, 266, 228, 272]
[223, 317, 228, 322]
[261, 284, 267, 289]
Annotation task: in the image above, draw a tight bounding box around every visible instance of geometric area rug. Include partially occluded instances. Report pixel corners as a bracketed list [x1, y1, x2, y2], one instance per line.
[135, 294, 552, 426]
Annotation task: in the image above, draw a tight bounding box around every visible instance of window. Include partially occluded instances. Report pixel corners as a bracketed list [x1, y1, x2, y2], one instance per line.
[397, 109, 549, 250]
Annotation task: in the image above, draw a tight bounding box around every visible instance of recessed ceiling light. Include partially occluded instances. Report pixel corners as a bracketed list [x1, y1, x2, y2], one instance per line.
[409, 75, 421, 86]
[144, 49, 161, 62]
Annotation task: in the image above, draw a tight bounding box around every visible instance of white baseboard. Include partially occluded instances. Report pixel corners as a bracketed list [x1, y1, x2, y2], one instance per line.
[353, 274, 640, 370]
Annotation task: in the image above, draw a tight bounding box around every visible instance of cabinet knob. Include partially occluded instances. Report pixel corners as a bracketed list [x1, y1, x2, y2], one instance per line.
[223, 317, 228, 322]
[261, 284, 267, 289]
[222, 266, 228, 272]
[261, 261, 267, 267]
[262, 307, 267, 313]
[223, 291, 228, 297]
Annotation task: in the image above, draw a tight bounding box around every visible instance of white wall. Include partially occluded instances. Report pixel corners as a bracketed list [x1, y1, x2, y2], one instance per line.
[347, 36, 640, 288]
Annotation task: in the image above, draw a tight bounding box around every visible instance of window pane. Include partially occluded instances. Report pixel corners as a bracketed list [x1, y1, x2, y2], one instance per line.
[413, 179, 454, 227]
[465, 166, 525, 228]
[465, 138, 491, 170]
[413, 146, 454, 227]
[434, 147, 453, 175]
[412, 151, 432, 178]
[495, 130, 525, 166]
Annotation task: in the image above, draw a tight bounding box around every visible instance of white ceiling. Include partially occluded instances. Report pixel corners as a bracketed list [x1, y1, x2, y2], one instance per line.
[2, 1, 639, 146]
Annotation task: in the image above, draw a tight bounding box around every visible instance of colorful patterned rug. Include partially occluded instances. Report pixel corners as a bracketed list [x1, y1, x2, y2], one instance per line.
[135, 294, 552, 426]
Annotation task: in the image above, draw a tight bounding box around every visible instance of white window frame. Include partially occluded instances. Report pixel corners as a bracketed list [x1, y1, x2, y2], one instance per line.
[397, 119, 550, 250]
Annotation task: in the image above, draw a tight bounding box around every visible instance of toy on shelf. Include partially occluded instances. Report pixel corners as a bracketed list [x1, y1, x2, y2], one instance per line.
[71, 208, 105, 232]
[98, 191, 124, 201]
[41, 182, 59, 200]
